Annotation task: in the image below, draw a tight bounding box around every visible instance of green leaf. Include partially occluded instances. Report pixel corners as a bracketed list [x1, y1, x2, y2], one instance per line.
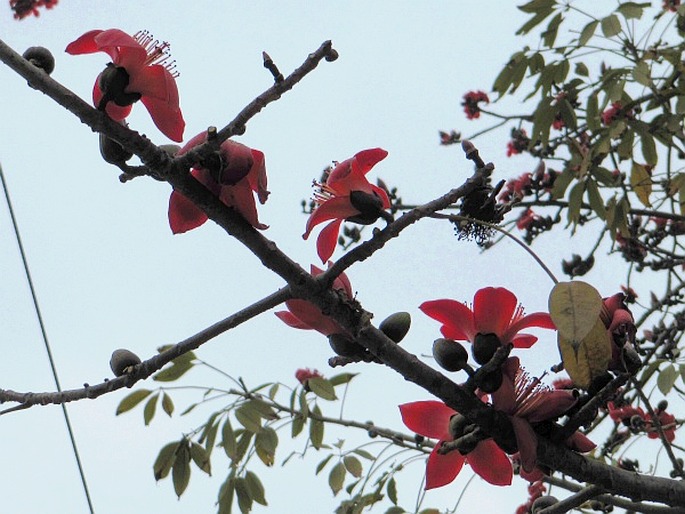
[161, 392, 174, 417]
[387, 477, 398, 505]
[316, 454, 334, 475]
[308, 377, 337, 401]
[385, 508, 405, 514]
[143, 394, 158, 426]
[172, 444, 191, 498]
[617, 2, 648, 19]
[542, 13, 563, 48]
[586, 93, 599, 131]
[234, 477, 253, 514]
[676, 95, 685, 115]
[632, 61, 650, 87]
[616, 128, 634, 160]
[549, 281, 604, 344]
[329, 462, 346, 496]
[551, 168, 574, 199]
[153, 441, 179, 481]
[291, 414, 305, 438]
[586, 179, 606, 220]
[153, 360, 193, 382]
[601, 14, 621, 37]
[329, 373, 358, 387]
[255, 427, 278, 466]
[631, 162, 652, 207]
[235, 404, 263, 433]
[245, 471, 267, 506]
[234, 431, 254, 464]
[566, 180, 586, 225]
[222, 418, 237, 460]
[352, 448, 375, 460]
[640, 132, 658, 166]
[578, 20, 598, 46]
[531, 96, 555, 148]
[575, 62, 589, 77]
[658, 364, 678, 395]
[310, 406, 325, 450]
[268, 383, 279, 400]
[204, 419, 220, 456]
[679, 363, 685, 385]
[343, 455, 363, 478]
[517, 0, 555, 35]
[190, 442, 211, 475]
[246, 399, 278, 420]
[116, 389, 152, 415]
[218, 476, 235, 514]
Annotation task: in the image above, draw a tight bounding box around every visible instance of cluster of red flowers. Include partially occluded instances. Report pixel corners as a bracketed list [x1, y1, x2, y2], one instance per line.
[295, 368, 323, 385]
[601, 102, 633, 126]
[462, 90, 490, 120]
[515, 480, 546, 514]
[663, 0, 681, 12]
[10, 0, 57, 19]
[608, 400, 677, 442]
[506, 128, 530, 157]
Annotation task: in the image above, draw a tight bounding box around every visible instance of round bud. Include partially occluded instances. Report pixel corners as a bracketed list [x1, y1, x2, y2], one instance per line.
[325, 49, 339, 62]
[97, 64, 141, 107]
[433, 338, 469, 371]
[110, 349, 142, 377]
[328, 333, 364, 358]
[477, 368, 503, 393]
[531, 496, 559, 513]
[22, 46, 55, 75]
[657, 399, 669, 412]
[347, 190, 384, 224]
[472, 332, 501, 365]
[379, 312, 411, 343]
[99, 134, 133, 164]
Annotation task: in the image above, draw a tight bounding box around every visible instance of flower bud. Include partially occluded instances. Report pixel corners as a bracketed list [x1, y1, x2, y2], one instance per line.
[110, 348, 142, 377]
[23, 46, 55, 75]
[531, 496, 559, 513]
[97, 64, 141, 107]
[328, 333, 364, 358]
[477, 368, 503, 393]
[657, 399, 669, 412]
[99, 133, 133, 164]
[347, 190, 384, 224]
[379, 312, 411, 343]
[472, 332, 501, 365]
[432, 338, 468, 371]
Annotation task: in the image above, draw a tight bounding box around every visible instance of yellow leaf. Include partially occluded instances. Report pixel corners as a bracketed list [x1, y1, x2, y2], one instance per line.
[548, 281, 603, 344]
[558, 317, 612, 389]
[630, 162, 652, 207]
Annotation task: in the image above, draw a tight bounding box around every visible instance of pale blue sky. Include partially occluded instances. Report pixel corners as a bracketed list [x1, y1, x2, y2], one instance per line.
[0, 2, 636, 513]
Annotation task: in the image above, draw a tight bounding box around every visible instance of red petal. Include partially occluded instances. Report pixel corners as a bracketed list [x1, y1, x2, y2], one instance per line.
[399, 401, 453, 440]
[219, 182, 267, 230]
[510, 334, 538, 349]
[565, 432, 596, 453]
[371, 183, 391, 209]
[303, 197, 358, 239]
[473, 287, 517, 338]
[351, 148, 388, 175]
[316, 219, 343, 263]
[248, 149, 270, 204]
[282, 299, 342, 336]
[425, 444, 465, 489]
[168, 190, 208, 234]
[523, 389, 577, 423]
[93, 29, 146, 61]
[274, 310, 312, 330]
[138, 71, 185, 143]
[65, 30, 105, 54]
[177, 131, 207, 156]
[467, 439, 513, 486]
[419, 299, 475, 341]
[505, 312, 556, 346]
[93, 80, 131, 120]
[511, 416, 538, 473]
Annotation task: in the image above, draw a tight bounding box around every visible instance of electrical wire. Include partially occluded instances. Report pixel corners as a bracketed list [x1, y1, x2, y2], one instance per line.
[0, 162, 95, 513]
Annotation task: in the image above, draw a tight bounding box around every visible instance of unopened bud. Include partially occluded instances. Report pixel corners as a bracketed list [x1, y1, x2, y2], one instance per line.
[531, 496, 559, 513]
[99, 133, 133, 164]
[379, 312, 411, 343]
[347, 190, 384, 224]
[110, 348, 142, 377]
[472, 332, 501, 365]
[657, 399, 669, 412]
[23, 46, 55, 75]
[432, 338, 468, 371]
[328, 333, 364, 358]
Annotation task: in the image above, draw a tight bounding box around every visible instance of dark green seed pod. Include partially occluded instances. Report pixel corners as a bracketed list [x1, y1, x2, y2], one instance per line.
[328, 333, 364, 358]
[110, 348, 142, 377]
[433, 338, 469, 371]
[99, 134, 133, 164]
[472, 332, 501, 365]
[23, 46, 55, 75]
[379, 312, 411, 343]
[477, 368, 503, 393]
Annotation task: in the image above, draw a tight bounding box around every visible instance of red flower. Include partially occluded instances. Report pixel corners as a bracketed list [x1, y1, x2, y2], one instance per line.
[420, 287, 556, 349]
[607, 401, 677, 442]
[552, 114, 565, 130]
[462, 90, 490, 120]
[516, 209, 540, 231]
[647, 410, 677, 443]
[399, 400, 513, 489]
[600, 293, 639, 372]
[295, 368, 323, 385]
[275, 264, 353, 336]
[66, 29, 185, 142]
[168, 132, 269, 233]
[601, 102, 633, 127]
[664, 0, 680, 12]
[491, 357, 594, 473]
[10, 0, 58, 19]
[506, 128, 529, 157]
[303, 149, 391, 263]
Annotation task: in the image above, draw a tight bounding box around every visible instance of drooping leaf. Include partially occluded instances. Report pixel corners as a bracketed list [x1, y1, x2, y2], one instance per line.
[343, 455, 363, 478]
[234, 477, 253, 514]
[549, 281, 603, 344]
[255, 427, 278, 466]
[189, 442, 211, 475]
[234, 431, 254, 464]
[586, 179, 606, 220]
[601, 14, 621, 37]
[352, 448, 375, 460]
[153, 441, 179, 481]
[235, 404, 263, 433]
[116, 389, 152, 415]
[316, 454, 334, 475]
[308, 377, 337, 401]
[329, 372, 358, 386]
[172, 443, 191, 498]
[218, 476, 235, 514]
[310, 406, 325, 450]
[161, 392, 174, 417]
[292, 414, 305, 438]
[566, 180, 586, 225]
[616, 2, 649, 19]
[153, 360, 193, 382]
[558, 317, 612, 389]
[204, 419, 220, 456]
[222, 418, 237, 460]
[329, 462, 346, 496]
[578, 20, 598, 46]
[632, 61, 650, 87]
[630, 162, 652, 207]
[245, 471, 267, 506]
[387, 477, 398, 505]
[658, 364, 678, 395]
[143, 393, 158, 426]
[268, 383, 279, 400]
